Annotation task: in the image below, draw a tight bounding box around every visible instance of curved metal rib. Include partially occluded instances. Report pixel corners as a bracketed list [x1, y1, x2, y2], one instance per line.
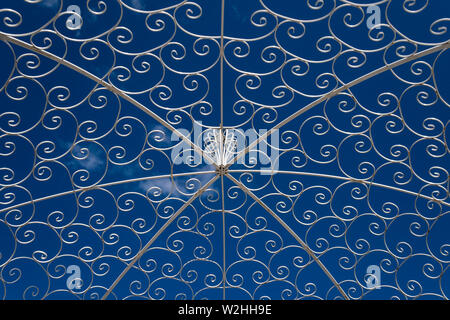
[219, 0, 225, 131]
[219, 0, 227, 300]
[0, 170, 216, 214]
[220, 173, 227, 300]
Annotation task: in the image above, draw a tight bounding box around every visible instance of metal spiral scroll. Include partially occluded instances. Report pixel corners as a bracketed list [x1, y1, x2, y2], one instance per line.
[0, 0, 449, 300]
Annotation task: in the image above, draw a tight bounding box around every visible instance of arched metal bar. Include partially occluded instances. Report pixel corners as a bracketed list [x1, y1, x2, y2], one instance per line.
[101, 175, 220, 300]
[0, 32, 215, 166]
[0, 170, 217, 214]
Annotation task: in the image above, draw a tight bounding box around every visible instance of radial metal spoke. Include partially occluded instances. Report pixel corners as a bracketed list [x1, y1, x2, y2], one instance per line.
[226, 173, 350, 300]
[101, 174, 220, 300]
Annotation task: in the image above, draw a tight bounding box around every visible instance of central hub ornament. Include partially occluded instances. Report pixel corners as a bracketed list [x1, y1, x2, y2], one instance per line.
[203, 129, 237, 171]
[216, 165, 228, 176]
